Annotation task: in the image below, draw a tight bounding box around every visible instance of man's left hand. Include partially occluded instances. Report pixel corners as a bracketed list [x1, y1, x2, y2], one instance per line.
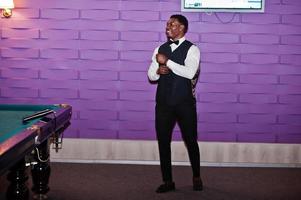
[156, 53, 168, 65]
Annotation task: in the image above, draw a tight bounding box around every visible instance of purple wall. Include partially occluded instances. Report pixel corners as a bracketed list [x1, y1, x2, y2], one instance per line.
[0, 0, 301, 143]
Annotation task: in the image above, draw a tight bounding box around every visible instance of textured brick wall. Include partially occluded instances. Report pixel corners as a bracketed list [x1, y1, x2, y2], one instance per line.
[0, 0, 301, 143]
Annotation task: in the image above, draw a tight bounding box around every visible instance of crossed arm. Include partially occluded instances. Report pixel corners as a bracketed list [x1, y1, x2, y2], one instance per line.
[147, 45, 200, 81]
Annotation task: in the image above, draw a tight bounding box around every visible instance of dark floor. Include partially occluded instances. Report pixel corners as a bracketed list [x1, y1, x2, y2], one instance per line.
[1, 162, 301, 200]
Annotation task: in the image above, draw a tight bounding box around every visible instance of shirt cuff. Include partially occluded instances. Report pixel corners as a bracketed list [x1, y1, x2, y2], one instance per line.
[166, 59, 176, 70]
[153, 73, 160, 80]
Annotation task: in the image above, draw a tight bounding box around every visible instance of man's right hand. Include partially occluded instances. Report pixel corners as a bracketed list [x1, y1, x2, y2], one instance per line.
[156, 66, 170, 75]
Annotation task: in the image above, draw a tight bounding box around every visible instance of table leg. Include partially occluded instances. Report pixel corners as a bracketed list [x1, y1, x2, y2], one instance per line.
[6, 158, 29, 200]
[31, 139, 50, 200]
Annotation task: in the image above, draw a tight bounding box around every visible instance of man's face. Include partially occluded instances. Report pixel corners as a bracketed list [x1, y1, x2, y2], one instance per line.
[165, 18, 185, 40]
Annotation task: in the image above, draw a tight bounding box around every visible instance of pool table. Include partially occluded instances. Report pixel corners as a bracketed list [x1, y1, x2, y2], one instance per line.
[0, 104, 72, 200]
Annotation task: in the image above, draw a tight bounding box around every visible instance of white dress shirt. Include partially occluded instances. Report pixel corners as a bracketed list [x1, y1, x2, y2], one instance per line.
[148, 37, 200, 81]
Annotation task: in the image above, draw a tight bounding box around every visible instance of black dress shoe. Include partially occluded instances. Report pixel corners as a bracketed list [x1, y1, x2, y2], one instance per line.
[193, 177, 203, 191]
[156, 182, 175, 193]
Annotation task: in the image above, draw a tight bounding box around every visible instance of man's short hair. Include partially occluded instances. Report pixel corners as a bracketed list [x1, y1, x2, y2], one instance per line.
[170, 14, 188, 33]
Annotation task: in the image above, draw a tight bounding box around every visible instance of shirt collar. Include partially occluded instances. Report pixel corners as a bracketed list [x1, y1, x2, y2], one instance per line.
[170, 36, 185, 46]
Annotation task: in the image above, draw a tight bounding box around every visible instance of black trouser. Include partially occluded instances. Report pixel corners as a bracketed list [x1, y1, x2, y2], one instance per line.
[155, 102, 200, 182]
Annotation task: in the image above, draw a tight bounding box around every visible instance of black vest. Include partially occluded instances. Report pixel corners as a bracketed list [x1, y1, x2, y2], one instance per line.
[156, 40, 198, 106]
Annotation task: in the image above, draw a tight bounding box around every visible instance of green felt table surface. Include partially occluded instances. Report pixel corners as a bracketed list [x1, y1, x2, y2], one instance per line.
[0, 104, 59, 144]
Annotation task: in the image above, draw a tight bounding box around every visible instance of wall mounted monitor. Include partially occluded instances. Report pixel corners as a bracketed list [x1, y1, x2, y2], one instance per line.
[182, 0, 265, 13]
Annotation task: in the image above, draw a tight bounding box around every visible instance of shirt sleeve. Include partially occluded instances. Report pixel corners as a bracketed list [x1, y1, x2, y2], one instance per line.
[166, 45, 200, 80]
[147, 47, 160, 81]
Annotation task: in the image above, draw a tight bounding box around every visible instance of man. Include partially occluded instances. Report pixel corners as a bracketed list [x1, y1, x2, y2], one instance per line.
[148, 14, 203, 193]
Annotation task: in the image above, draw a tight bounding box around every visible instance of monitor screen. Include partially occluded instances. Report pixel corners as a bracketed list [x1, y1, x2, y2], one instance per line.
[182, 0, 265, 13]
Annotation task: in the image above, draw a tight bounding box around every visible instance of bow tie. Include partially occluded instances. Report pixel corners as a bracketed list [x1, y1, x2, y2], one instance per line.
[168, 40, 179, 45]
